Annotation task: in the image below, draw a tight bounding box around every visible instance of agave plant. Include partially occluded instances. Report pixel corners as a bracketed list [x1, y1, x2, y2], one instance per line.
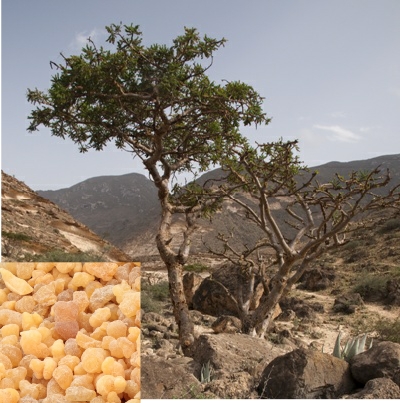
[200, 361, 214, 383]
[332, 332, 373, 361]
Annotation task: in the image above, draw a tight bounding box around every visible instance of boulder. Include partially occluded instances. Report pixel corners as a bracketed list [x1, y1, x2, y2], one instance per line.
[298, 266, 336, 291]
[183, 272, 203, 308]
[333, 293, 364, 314]
[257, 348, 356, 399]
[386, 279, 400, 306]
[212, 263, 264, 310]
[350, 341, 400, 384]
[192, 278, 239, 316]
[192, 333, 286, 378]
[279, 296, 324, 322]
[192, 333, 287, 399]
[346, 377, 400, 399]
[205, 371, 257, 399]
[141, 355, 202, 399]
[211, 315, 242, 334]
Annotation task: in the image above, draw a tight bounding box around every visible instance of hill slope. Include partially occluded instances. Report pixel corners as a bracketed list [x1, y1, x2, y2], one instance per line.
[38, 173, 160, 251]
[1, 171, 131, 261]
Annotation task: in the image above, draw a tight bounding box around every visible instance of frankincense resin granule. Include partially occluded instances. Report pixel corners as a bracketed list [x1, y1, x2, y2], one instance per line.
[0, 262, 141, 402]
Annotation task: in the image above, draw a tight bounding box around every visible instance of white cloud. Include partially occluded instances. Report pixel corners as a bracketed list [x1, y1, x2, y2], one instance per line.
[69, 28, 106, 51]
[313, 125, 361, 143]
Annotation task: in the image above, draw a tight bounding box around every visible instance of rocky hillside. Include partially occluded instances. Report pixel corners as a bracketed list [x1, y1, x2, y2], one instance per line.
[38, 154, 400, 262]
[1, 171, 131, 261]
[38, 173, 160, 258]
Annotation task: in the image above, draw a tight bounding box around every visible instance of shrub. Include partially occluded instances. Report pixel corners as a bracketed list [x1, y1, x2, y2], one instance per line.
[373, 318, 400, 343]
[377, 218, 400, 234]
[353, 267, 400, 301]
[141, 281, 170, 314]
[1, 231, 31, 242]
[184, 263, 209, 273]
[27, 249, 106, 262]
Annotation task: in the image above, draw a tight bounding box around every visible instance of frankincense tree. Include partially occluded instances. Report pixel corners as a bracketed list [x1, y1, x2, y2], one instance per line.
[207, 140, 400, 337]
[27, 23, 270, 353]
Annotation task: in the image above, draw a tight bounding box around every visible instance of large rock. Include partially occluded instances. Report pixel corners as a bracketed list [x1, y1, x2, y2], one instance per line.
[346, 377, 400, 399]
[350, 341, 400, 384]
[193, 333, 286, 378]
[333, 292, 364, 314]
[141, 355, 202, 399]
[192, 333, 288, 399]
[279, 296, 324, 322]
[183, 272, 203, 308]
[386, 279, 400, 306]
[205, 371, 257, 399]
[298, 266, 336, 291]
[211, 315, 242, 334]
[212, 264, 264, 310]
[192, 278, 239, 316]
[257, 348, 356, 399]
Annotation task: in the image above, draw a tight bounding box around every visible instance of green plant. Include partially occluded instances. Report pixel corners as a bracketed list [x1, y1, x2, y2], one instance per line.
[332, 332, 372, 361]
[377, 218, 400, 234]
[184, 263, 209, 273]
[1, 231, 32, 242]
[373, 318, 400, 343]
[200, 361, 214, 383]
[26, 249, 106, 262]
[353, 267, 400, 301]
[141, 281, 170, 314]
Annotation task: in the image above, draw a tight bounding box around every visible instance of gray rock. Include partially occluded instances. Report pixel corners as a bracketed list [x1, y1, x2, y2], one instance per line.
[141, 355, 202, 399]
[350, 341, 400, 384]
[192, 333, 287, 399]
[206, 371, 258, 399]
[183, 272, 203, 308]
[346, 377, 400, 399]
[192, 333, 286, 378]
[333, 292, 364, 314]
[211, 315, 242, 334]
[192, 278, 239, 316]
[257, 348, 356, 399]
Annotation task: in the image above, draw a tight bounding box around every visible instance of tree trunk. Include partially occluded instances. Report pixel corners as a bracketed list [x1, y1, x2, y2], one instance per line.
[164, 259, 195, 355]
[243, 276, 288, 337]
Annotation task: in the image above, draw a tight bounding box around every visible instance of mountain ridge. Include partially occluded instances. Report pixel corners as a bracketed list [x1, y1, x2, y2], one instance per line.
[37, 153, 400, 260]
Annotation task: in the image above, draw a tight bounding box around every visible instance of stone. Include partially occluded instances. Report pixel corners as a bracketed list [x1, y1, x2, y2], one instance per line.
[182, 272, 203, 308]
[211, 315, 242, 334]
[350, 341, 400, 385]
[192, 333, 286, 379]
[206, 371, 257, 399]
[257, 348, 355, 399]
[212, 263, 264, 311]
[333, 293, 364, 314]
[279, 296, 323, 322]
[141, 355, 202, 399]
[345, 377, 400, 399]
[298, 266, 336, 291]
[385, 279, 400, 306]
[192, 278, 239, 316]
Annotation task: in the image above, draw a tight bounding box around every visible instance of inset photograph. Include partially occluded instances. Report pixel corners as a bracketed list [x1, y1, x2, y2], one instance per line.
[0, 262, 140, 402]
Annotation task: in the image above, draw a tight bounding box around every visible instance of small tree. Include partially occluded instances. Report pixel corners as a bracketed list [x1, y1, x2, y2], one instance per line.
[27, 23, 270, 353]
[207, 140, 400, 337]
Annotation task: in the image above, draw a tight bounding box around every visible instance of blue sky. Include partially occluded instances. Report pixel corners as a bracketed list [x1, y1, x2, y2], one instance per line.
[2, 0, 400, 190]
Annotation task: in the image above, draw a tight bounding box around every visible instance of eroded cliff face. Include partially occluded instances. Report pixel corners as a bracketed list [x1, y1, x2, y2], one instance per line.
[1, 171, 131, 262]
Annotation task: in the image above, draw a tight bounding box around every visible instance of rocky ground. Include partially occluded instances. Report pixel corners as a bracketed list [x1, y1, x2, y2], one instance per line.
[140, 213, 400, 398]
